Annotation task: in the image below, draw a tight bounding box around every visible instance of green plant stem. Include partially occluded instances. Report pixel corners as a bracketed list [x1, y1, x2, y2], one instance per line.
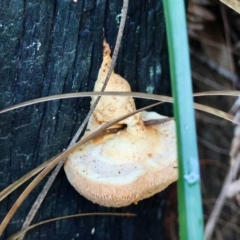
[163, 1, 204, 239]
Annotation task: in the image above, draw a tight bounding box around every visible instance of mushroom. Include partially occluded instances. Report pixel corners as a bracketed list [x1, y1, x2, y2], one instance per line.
[64, 40, 178, 207]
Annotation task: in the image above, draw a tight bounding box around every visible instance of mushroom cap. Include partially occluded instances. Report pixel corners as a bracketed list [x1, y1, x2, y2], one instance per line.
[64, 111, 177, 207]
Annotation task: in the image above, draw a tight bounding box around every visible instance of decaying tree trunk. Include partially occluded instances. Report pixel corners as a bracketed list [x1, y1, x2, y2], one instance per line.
[0, 0, 172, 239]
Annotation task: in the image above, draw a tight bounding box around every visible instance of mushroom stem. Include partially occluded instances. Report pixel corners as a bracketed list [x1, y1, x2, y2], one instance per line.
[91, 40, 143, 132]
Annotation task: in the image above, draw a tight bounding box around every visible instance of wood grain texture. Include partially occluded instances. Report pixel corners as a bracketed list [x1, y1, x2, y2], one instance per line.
[0, 0, 172, 239]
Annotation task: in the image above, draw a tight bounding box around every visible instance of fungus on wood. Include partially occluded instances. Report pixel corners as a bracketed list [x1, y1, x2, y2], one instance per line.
[0, 0, 172, 239]
[64, 41, 177, 207]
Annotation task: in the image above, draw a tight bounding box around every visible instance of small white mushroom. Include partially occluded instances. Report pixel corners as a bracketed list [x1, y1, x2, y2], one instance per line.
[64, 40, 178, 207]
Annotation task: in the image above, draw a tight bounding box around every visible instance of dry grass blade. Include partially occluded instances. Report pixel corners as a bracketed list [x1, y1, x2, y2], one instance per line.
[193, 102, 234, 123]
[0, 90, 239, 113]
[8, 212, 136, 240]
[0, 92, 172, 114]
[0, 93, 87, 114]
[0, 145, 78, 236]
[0, 91, 237, 125]
[193, 90, 240, 97]
[220, 0, 240, 14]
[0, 101, 162, 236]
[1, 91, 240, 114]
[0, 157, 53, 202]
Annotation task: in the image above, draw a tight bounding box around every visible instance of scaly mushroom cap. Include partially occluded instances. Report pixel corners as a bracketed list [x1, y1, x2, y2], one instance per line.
[64, 40, 178, 207]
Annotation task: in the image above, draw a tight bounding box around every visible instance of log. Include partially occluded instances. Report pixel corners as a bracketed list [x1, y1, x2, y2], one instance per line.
[0, 0, 173, 239]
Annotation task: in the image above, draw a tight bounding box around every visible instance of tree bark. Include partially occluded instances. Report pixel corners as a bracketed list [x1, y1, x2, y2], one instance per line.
[0, 0, 172, 239]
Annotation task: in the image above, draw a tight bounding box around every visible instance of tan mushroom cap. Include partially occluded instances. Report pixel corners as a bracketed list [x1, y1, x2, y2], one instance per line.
[65, 111, 177, 207]
[64, 40, 178, 207]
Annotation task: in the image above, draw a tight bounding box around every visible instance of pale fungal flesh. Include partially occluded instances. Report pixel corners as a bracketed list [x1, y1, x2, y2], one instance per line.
[64, 40, 178, 207]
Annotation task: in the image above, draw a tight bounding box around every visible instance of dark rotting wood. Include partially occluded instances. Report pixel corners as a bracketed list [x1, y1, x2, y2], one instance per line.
[0, 0, 172, 239]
